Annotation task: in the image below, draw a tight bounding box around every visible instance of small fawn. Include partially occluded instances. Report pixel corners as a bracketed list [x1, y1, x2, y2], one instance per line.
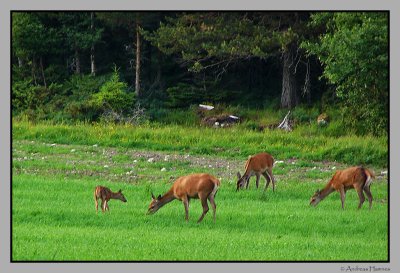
[236, 152, 275, 191]
[147, 173, 220, 223]
[94, 186, 127, 213]
[310, 166, 375, 209]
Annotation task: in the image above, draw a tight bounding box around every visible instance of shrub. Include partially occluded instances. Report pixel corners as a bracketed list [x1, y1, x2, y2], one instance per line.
[291, 106, 319, 124]
[91, 67, 135, 114]
[12, 80, 35, 113]
[47, 74, 108, 121]
[12, 80, 62, 117]
[302, 12, 388, 136]
[166, 83, 205, 108]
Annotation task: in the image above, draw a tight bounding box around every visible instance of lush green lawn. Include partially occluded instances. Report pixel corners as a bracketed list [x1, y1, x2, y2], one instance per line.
[12, 174, 388, 261]
[12, 132, 388, 261]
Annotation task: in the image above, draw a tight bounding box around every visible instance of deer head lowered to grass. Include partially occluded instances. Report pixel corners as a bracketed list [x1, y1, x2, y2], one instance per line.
[236, 152, 275, 191]
[94, 186, 127, 213]
[147, 173, 220, 223]
[310, 166, 375, 209]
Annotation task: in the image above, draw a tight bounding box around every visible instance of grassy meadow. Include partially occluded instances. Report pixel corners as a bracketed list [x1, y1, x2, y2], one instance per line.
[12, 121, 388, 261]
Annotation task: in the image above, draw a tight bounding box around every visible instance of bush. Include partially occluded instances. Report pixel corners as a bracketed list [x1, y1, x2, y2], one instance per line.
[166, 83, 205, 108]
[302, 12, 388, 136]
[63, 74, 108, 97]
[12, 80, 63, 117]
[148, 107, 199, 125]
[91, 67, 135, 114]
[48, 74, 108, 121]
[12, 80, 35, 113]
[291, 106, 319, 124]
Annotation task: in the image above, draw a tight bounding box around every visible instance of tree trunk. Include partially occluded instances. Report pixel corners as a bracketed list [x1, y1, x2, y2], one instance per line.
[90, 12, 96, 76]
[32, 57, 37, 85]
[135, 22, 141, 97]
[281, 45, 298, 109]
[90, 46, 96, 76]
[39, 56, 47, 88]
[75, 49, 80, 74]
[303, 58, 311, 105]
[18, 57, 23, 68]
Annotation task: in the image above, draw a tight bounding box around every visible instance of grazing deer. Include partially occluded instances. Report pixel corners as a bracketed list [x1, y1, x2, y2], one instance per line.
[310, 166, 375, 209]
[236, 152, 275, 191]
[94, 186, 127, 213]
[147, 173, 220, 223]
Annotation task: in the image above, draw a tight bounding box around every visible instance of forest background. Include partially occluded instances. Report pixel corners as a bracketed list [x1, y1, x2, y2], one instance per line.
[11, 12, 388, 137]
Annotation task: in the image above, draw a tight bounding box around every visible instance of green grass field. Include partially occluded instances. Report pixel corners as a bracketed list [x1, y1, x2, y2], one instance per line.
[12, 122, 388, 261]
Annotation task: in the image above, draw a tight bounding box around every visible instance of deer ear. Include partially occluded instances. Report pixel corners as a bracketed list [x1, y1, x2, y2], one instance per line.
[119, 189, 122, 193]
[157, 195, 161, 200]
[151, 192, 155, 199]
[237, 172, 241, 179]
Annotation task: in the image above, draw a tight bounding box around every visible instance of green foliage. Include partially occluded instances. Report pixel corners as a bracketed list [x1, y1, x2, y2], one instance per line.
[166, 83, 206, 108]
[52, 74, 107, 121]
[166, 82, 238, 108]
[146, 13, 304, 73]
[43, 64, 69, 84]
[10, 11, 388, 138]
[63, 74, 107, 97]
[291, 106, 320, 124]
[302, 12, 388, 136]
[91, 67, 135, 113]
[12, 80, 35, 112]
[12, 13, 54, 58]
[147, 108, 200, 125]
[58, 12, 103, 53]
[12, 80, 63, 116]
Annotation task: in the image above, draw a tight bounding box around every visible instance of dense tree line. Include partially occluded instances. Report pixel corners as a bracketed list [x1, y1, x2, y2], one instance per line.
[11, 11, 388, 135]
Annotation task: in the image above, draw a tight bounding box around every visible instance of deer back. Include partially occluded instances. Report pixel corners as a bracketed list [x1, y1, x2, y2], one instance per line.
[246, 152, 274, 174]
[173, 173, 220, 199]
[329, 166, 373, 190]
[95, 186, 112, 200]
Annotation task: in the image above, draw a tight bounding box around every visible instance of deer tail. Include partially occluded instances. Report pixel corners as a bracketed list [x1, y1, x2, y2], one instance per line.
[212, 176, 221, 187]
[363, 168, 375, 189]
[359, 167, 374, 189]
[209, 176, 221, 197]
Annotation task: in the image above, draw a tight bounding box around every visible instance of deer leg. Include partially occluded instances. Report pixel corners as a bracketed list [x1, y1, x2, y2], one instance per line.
[197, 196, 209, 223]
[100, 200, 105, 212]
[103, 200, 109, 212]
[95, 198, 99, 213]
[363, 184, 373, 209]
[208, 194, 217, 223]
[103, 200, 107, 212]
[339, 186, 346, 210]
[355, 185, 365, 209]
[255, 173, 260, 189]
[182, 197, 189, 221]
[266, 168, 275, 192]
[245, 175, 251, 189]
[262, 173, 271, 192]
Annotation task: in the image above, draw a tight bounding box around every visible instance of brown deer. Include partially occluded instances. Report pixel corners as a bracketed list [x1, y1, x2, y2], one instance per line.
[147, 173, 220, 223]
[310, 166, 375, 209]
[94, 186, 127, 213]
[236, 152, 275, 191]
